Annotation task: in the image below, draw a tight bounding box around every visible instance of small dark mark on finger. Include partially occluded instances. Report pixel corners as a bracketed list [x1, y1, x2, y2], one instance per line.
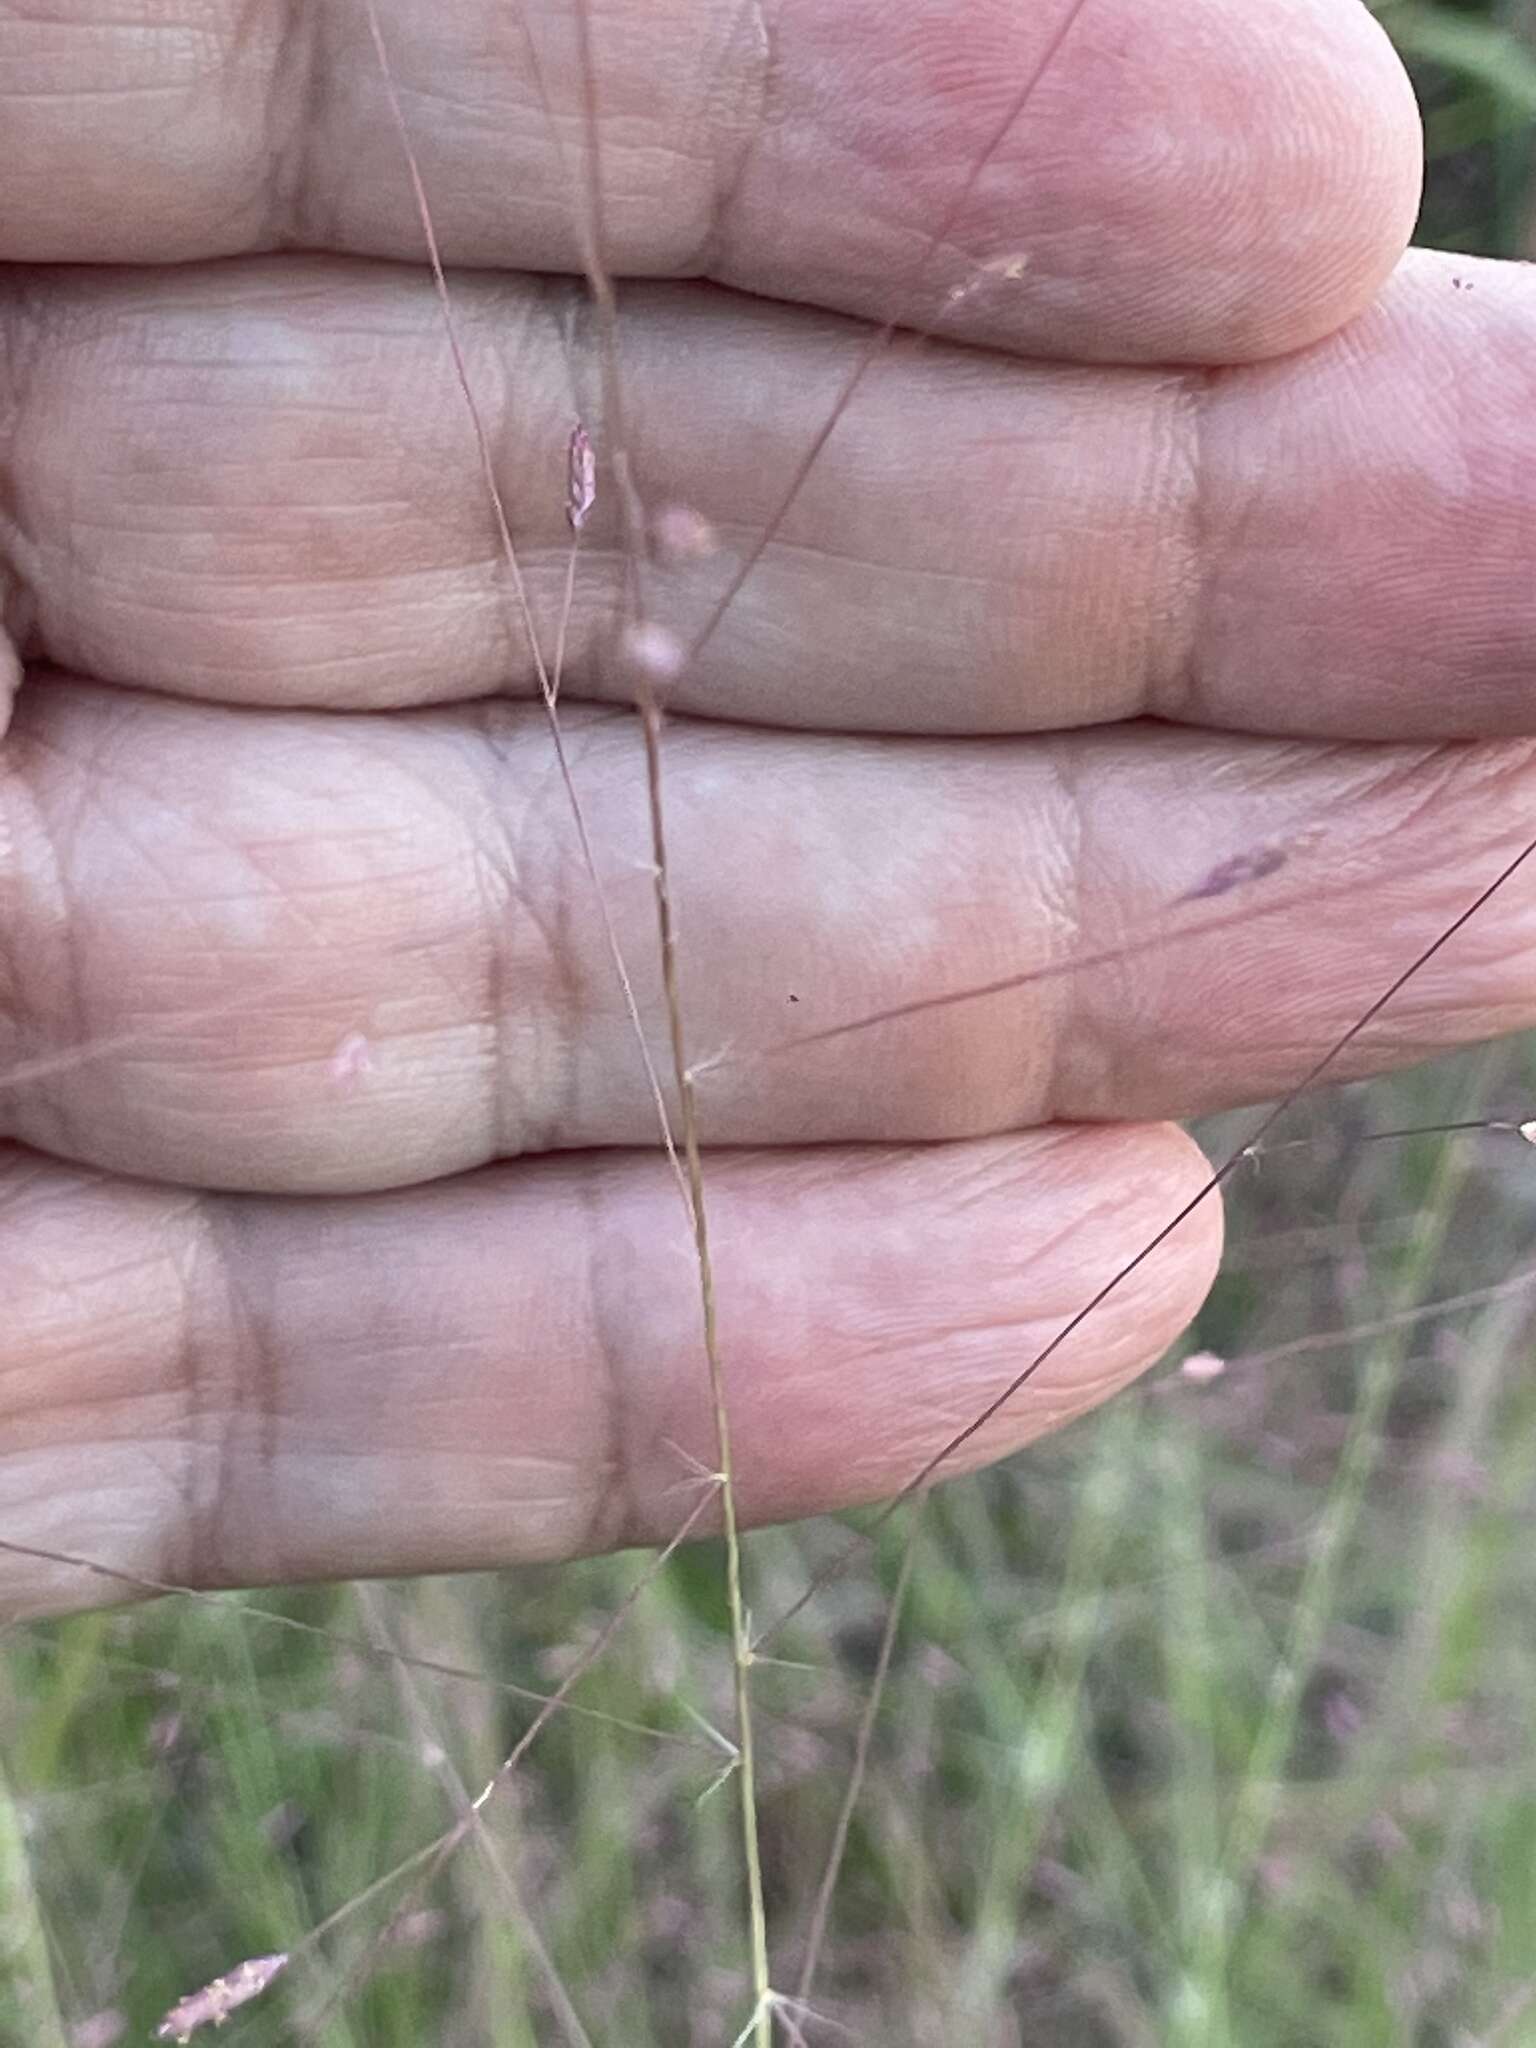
[1178, 844, 1287, 904]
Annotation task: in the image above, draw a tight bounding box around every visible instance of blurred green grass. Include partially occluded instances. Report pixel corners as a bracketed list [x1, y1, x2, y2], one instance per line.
[8, 8, 1536, 2046]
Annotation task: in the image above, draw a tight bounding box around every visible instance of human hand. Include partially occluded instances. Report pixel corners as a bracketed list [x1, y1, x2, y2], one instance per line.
[4, 0, 1533, 1620]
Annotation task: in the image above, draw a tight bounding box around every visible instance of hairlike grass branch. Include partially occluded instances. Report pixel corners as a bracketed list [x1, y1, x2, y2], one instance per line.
[357, 1587, 597, 2048]
[755, 827, 1536, 1651]
[149, 1489, 718, 2046]
[0, 1536, 709, 1749]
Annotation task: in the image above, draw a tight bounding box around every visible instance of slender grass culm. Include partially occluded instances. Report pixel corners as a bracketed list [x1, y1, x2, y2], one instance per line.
[5, 4, 1536, 2046]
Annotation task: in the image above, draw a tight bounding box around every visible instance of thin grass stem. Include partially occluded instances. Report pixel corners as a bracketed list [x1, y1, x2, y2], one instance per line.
[795, 1501, 925, 2010]
[637, 689, 773, 2045]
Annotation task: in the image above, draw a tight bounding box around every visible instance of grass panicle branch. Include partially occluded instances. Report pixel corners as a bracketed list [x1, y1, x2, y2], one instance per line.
[757, 827, 1536, 1648]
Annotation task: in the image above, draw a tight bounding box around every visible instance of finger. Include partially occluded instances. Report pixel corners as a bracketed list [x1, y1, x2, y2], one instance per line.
[5, 249, 1531, 740]
[0, 0, 1419, 364]
[0, 1123, 1220, 1618]
[4, 682, 1535, 1192]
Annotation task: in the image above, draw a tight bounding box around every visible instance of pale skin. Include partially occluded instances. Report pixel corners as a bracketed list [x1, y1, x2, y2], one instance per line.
[3, 0, 1536, 1620]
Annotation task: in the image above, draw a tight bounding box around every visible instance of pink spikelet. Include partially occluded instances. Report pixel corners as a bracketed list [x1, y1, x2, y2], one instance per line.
[329, 1029, 375, 1089]
[620, 620, 687, 687]
[651, 502, 719, 564]
[153, 1953, 289, 2042]
[567, 422, 597, 532]
[1180, 1349, 1227, 1385]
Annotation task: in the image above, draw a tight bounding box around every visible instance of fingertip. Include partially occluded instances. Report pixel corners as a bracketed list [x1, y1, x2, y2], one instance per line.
[1203, 0, 1425, 360]
[787, 0, 1426, 363]
[1046, 0, 1425, 363]
[708, 1124, 1225, 1524]
[961, 1120, 1225, 1440]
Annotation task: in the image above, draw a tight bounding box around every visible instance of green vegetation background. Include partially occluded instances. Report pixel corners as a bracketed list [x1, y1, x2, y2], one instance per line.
[7, 6, 1536, 2044]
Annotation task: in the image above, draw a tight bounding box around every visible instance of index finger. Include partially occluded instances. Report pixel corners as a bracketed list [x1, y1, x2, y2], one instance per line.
[2, 0, 1421, 363]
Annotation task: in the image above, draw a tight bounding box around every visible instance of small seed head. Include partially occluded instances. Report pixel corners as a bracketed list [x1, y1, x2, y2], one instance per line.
[329, 1030, 375, 1087]
[154, 1955, 289, 2043]
[1180, 1349, 1227, 1385]
[651, 502, 719, 563]
[620, 620, 687, 686]
[566, 422, 596, 532]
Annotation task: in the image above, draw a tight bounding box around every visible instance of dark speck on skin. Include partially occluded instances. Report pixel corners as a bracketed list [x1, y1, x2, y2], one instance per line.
[1179, 844, 1287, 903]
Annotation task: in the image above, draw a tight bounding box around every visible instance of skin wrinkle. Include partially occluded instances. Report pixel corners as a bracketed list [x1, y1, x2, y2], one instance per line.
[266, 0, 331, 250]
[0, 285, 40, 704]
[475, 695, 602, 1161]
[163, 1191, 246, 1590]
[469, 829, 518, 1168]
[1249, 741, 1536, 938]
[1359, 738, 1531, 839]
[1192, 749, 1536, 1083]
[687, 0, 777, 278]
[799, 1129, 1171, 1379]
[1148, 363, 1218, 725]
[10, 702, 388, 1175]
[0, 759, 26, 1089]
[845, 1312, 1161, 1493]
[9, 712, 1536, 1171]
[575, 1156, 650, 1554]
[929, 1123, 1078, 1218]
[18, 726, 103, 1169]
[1033, 735, 1089, 1127]
[475, 762, 584, 1165]
[161, 1179, 233, 1591]
[0, 1159, 199, 1585]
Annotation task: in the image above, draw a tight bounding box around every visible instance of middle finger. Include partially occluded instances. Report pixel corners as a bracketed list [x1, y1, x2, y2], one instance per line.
[5, 252, 1536, 741]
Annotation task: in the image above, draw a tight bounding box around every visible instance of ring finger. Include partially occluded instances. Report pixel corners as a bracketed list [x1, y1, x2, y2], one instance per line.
[4, 679, 1534, 1193]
